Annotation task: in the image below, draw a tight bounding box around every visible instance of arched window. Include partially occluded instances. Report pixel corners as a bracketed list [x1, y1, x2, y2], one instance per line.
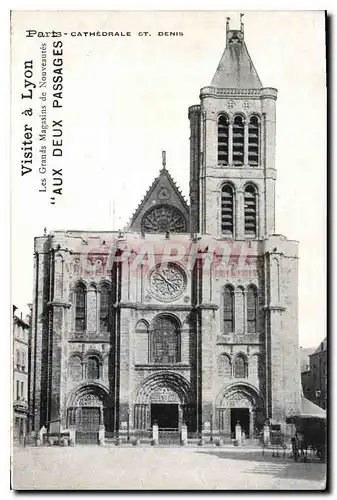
[135, 320, 149, 364]
[151, 316, 180, 364]
[218, 354, 232, 378]
[223, 286, 234, 334]
[218, 115, 229, 165]
[244, 185, 257, 236]
[75, 284, 86, 332]
[234, 355, 247, 378]
[68, 355, 82, 383]
[232, 115, 244, 166]
[247, 286, 258, 333]
[86, 356, 100, 379]
[21, 351, 26, 371]
[221, 184, 234, 235]
[248, 115, 260, 165]
[100, 284, 110, 332]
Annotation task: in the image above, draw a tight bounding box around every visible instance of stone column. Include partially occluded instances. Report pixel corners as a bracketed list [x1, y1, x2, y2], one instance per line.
[261, 89, 277, 235]
[244, 119, 249, 166]
[49, 301, 71, 428]
[96, 288, 101, 332]
[235, 288, 244, 334]
[228, 118, 233, 165]
[86, 285, 97, 332]
[243, 289, 248, 334]
[119, 307, 132, 425]
[249, 409, 254, 438]
[178, 406, 183, 430]
[200, 308, 217, 431]
[235, 190, 245, 239]
[188, 104, 201, 233]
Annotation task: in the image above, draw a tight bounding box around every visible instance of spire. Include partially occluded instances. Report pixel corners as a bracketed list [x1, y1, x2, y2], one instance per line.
[240, 12, 244, 35]
[212, 14, 262, 89]
[162, 150, 166, 169]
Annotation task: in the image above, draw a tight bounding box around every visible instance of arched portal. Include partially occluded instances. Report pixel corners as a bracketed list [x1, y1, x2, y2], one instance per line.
[67, 383, 111, 444]
[216, 383, 265, 438]
[133, 372, 194, 431]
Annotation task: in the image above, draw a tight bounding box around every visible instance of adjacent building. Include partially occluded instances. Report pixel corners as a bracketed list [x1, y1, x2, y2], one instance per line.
[13, 305, 31, 443]
[300, 346, 314, 373]
[301, 339, 327, 410]
[29, 18, 301, 443]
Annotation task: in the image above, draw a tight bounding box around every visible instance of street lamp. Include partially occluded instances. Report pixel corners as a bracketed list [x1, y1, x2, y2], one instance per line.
[58, 408, 62, 445]
[127, 408, 131, 442]
[210, 412, 213, 443]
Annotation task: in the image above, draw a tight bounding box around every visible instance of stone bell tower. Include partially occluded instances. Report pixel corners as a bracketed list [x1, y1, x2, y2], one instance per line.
[189, 14, 278, 239]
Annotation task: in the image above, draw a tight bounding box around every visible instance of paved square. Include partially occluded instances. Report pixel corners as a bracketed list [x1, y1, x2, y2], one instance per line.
[12, 446, 326, 490]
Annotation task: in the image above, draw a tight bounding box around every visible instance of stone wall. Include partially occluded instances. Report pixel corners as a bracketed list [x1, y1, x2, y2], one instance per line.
[30, 230, 300, 434]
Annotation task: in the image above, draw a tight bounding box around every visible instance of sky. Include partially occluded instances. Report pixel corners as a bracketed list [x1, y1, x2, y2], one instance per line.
[10, 10, 326, 348]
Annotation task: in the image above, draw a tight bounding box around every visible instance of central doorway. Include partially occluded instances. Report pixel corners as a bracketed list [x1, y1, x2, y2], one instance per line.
[151, 404, 179, 429]
[76, 407, 100, 444]
[231, 408, 250, 438]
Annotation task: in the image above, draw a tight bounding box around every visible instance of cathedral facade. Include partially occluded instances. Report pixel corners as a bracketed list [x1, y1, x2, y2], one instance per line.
[30, 19, 301, 442]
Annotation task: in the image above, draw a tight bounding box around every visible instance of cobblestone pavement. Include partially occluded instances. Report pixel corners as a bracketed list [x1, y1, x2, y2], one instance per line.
[12, 446, 326, 490]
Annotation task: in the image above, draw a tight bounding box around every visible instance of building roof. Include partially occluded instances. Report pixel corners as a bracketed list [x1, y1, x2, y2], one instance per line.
[313, 337, 327, 355]
[211, 28, 262, 89]
[127, 166, 189, 232]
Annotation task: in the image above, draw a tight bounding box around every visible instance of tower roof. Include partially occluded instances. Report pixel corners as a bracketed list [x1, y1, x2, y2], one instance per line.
[211, 16, 262, 89]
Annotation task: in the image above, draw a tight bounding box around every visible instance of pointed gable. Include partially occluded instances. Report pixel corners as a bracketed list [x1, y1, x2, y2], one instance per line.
[127, 168, 189, 233]
[211, 28, 262, 89]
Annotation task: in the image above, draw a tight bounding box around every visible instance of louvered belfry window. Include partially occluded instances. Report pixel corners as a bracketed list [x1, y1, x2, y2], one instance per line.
[244, 185, 257, 236]
[218, 115, 229, 165]
[221, 184, 234, 235]
[232, 115, 244, 166]
[100, 285, 110, 332]
[248, 116, 260, 166]
[247, 286, 258, 333]
[223, 286, 234, 334]
[75, 284, 86, 332]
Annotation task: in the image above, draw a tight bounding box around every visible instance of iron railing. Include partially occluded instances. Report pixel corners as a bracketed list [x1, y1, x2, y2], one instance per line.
[158, 428, 181, 446]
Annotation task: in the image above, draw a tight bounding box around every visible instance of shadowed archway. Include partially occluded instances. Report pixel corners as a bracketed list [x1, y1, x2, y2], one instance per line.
[133, 372, 195, 431]
[216, 382, 265, 438]
[67, 383, 112, 443]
